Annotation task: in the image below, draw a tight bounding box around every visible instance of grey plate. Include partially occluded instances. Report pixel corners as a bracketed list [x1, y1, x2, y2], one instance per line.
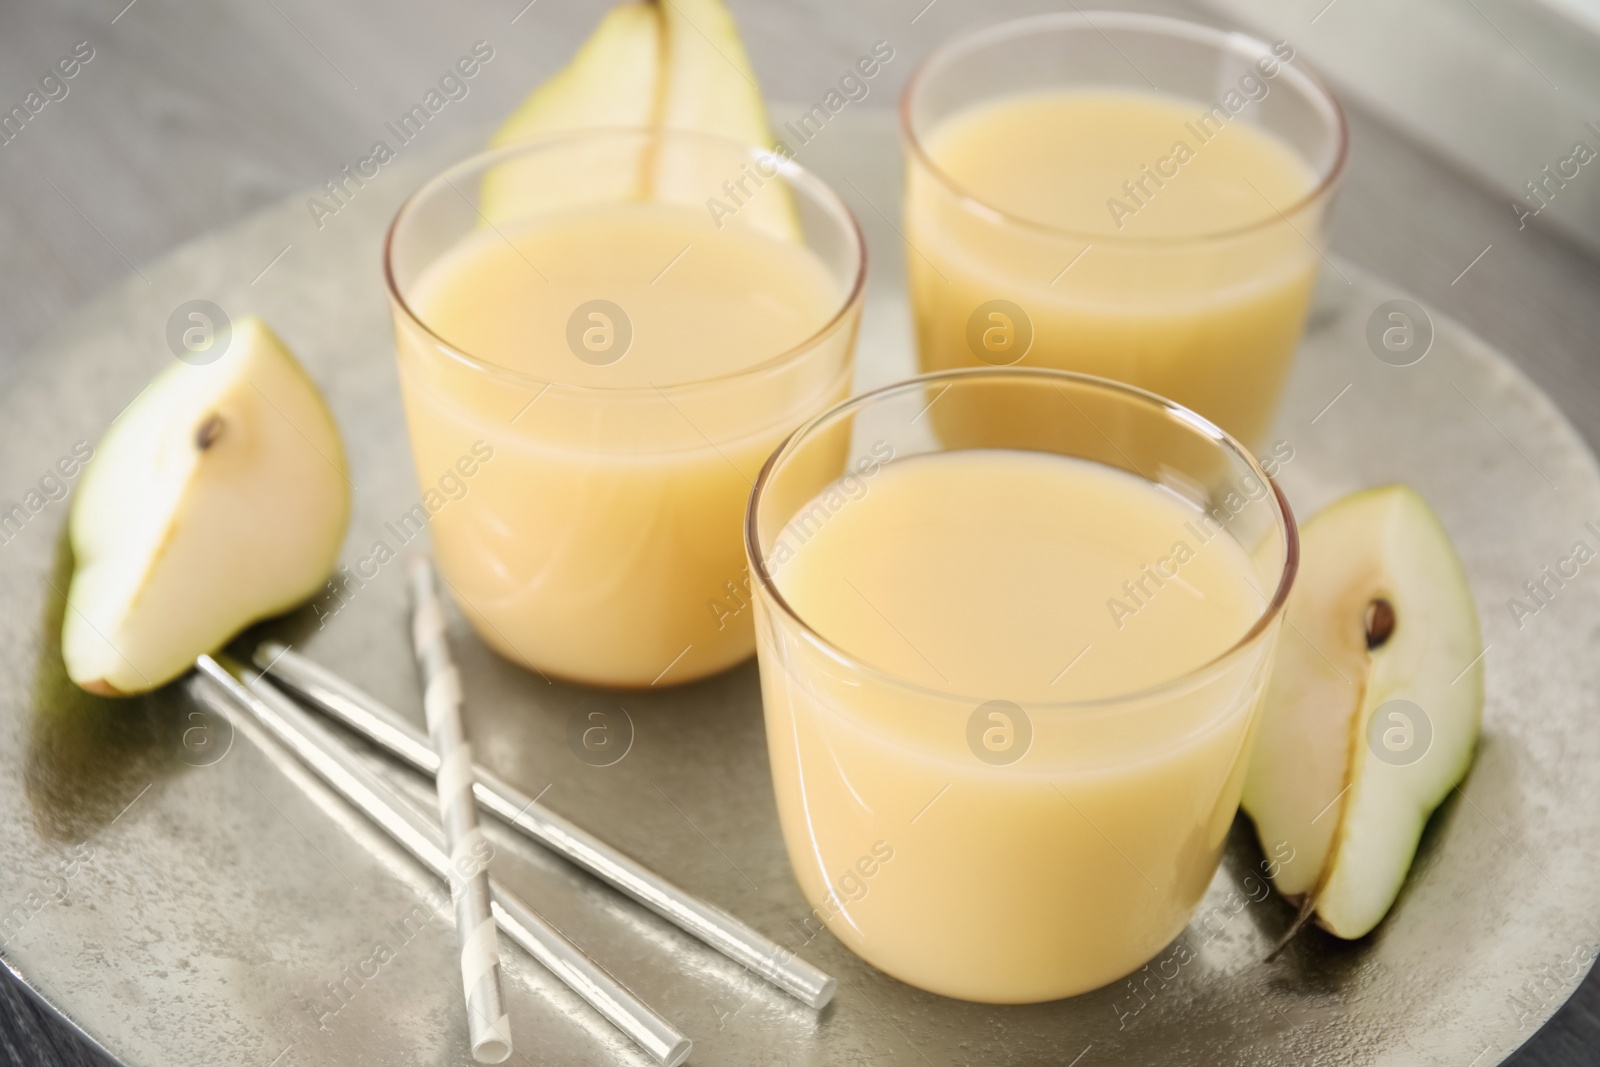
[1, 108, 1596, 1067]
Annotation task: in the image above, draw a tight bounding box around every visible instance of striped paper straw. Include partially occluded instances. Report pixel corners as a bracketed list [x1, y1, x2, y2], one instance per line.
[409, 556, 511, 1064]
[253, 641, 837, 1009]
[192, 657, 691, 1066]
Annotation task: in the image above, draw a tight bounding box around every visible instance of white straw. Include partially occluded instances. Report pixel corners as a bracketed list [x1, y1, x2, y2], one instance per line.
[407, 556, 510, 1064]
[190, 656, 692, 1067]
[252, 642, 837, 1009]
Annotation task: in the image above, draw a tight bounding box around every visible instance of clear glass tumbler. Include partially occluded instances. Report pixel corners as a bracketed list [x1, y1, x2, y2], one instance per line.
[746, 368, 1297, 1002]
[386, 130, 865, 687]
[902, 12, 1346, 446]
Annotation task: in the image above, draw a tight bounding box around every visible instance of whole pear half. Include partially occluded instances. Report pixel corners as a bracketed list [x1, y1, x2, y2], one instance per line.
[1242, 484, 1483, 939]
[63, 317, 349, 696]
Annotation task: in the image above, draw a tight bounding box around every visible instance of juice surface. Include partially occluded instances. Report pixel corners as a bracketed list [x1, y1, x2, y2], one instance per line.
[414, 200, 840, 391]
[774, 449, 1261, 702]
[906, 88, 1324, 445]
[396, 200, 851, 686]
[757, 449, 1277, 1001]
[925, 89, 1315, 239]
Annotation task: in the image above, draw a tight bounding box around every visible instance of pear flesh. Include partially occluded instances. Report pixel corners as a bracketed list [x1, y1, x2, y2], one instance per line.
[481, 3, 662, 213]
[1242, 485, 1483, 939]
[481, 0, 801, 240]
[64, 318, 349, 696]
[651, 0, 797, 239]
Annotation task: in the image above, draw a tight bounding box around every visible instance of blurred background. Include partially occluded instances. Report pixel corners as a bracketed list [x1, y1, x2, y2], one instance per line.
[1, 0, 1596, 1064]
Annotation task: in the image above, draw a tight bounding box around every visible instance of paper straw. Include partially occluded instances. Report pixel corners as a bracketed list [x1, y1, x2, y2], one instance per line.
[407, 556, 509, 1064]
[253, 641, 837, 1009]
[191, 655, 692, 1067]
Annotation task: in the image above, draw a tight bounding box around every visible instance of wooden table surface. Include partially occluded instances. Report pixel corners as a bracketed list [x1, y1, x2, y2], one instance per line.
[1, 1, 1596, 1064]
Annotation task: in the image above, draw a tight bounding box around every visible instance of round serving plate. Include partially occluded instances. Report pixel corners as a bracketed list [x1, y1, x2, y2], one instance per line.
[0, 108, 1595, 1067]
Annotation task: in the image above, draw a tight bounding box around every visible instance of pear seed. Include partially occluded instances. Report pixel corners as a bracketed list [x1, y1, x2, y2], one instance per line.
[1365, 598, 1396, 649]
[195, 414, 225, 451]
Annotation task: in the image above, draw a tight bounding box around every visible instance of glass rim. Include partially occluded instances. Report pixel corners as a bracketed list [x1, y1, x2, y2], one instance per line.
[744, 366, 1301, 713]
[382, 126, 868, 398]
[898, 10, 1350, 248]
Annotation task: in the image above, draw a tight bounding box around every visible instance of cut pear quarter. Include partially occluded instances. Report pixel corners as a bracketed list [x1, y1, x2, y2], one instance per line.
[1242, 484, 1483, 939]
[479, 0, 801, 240]
[651, 0, 801, 240]
[63, 318, 349, 696]
[480, 2, 661, 217]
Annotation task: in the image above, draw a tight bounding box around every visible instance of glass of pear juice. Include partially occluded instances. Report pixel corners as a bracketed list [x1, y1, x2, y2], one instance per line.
[746, 368, 1298, 1002]
[385, 129, 865, 687]
[901, 12, 1346, 447]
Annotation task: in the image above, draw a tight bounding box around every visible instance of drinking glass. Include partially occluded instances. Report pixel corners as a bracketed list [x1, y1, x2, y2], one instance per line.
[746, 368, 1297, 1002]
[902, 12, 1346, 446]
[387, 130, 865, 687]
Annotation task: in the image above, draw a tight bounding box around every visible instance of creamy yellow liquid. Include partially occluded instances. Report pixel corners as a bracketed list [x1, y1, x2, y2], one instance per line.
[906, 89, 1324, 445]
[757, 450, 1276, 1001]
[395, 201, 852, 686]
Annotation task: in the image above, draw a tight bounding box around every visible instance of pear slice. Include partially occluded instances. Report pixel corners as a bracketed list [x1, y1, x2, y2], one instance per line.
[480, 3, 662, 221]
[63, 318, 349, 696]
[652, 0, 801, 240]
[481, 0, 801, 240]
[1242, 485, 1483, 939]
